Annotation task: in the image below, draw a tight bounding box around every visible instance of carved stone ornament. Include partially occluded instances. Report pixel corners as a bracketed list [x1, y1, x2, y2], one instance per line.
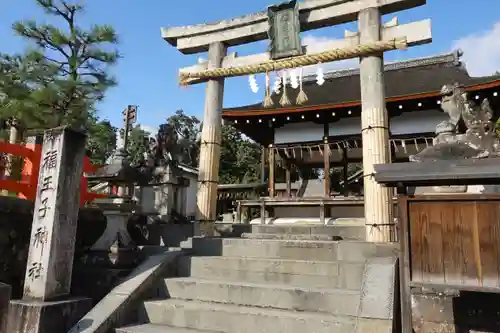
[410, 83, 499, 163]
[267, 0, 303, 60]
[409, 82, 499, 194]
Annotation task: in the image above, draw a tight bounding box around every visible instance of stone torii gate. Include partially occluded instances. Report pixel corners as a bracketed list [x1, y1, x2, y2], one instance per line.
[162, 0, 432, 241]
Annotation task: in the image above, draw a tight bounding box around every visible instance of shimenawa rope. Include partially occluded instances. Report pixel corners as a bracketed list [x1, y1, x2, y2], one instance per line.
[179, 37, 408, 85]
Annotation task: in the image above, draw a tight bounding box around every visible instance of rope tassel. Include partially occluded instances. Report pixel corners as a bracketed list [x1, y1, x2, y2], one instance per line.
[263, 72, 274, 108]
[279, 73, 291, 107]
[296, 67, 308, 105]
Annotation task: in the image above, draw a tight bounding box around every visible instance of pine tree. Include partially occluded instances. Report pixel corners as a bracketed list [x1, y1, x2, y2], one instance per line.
[12, 0, 119, 129]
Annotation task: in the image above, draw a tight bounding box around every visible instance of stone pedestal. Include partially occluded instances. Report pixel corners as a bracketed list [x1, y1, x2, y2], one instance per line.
[92, 211, 132, 250]
[6, 298, 91, 333]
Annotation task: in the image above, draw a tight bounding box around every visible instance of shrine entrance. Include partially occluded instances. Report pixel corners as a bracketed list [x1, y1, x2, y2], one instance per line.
[162, 0, 432, 242]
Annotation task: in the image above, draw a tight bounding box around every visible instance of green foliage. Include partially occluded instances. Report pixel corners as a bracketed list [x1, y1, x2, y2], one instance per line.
[166, 109, 201, 167]
[0, 0, 116, 128]
[0, 52, 53, 130]
[149, 110, 261, 184]
[124, 125, 150, 166]
[219, 125, 261, 184]
[86, 117, 117, 165]
[10, 0, 119, 129]
[0, 0, 120, 161]
[0, 0, 263, 183]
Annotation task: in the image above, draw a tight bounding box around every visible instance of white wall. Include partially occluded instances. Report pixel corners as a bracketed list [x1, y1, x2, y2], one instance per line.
[274, 122, 324, 144]
[329, 117, 361, 137]
[390, 109, 447, 135]
[273, 110, 446, 145]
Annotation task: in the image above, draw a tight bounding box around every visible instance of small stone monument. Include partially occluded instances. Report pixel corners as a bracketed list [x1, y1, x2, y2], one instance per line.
[7, 127, 92, 333]
[84, 148, 146, 267]
[409, 83, 500, 194]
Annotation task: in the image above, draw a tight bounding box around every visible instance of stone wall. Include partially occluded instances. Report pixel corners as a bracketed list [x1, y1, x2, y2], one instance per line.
[0, 196, 107, 299]
[412, 291, 500, 332]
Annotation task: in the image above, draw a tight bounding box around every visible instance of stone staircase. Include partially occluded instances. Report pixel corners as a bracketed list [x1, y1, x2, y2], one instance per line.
[116, 225, 399, 333]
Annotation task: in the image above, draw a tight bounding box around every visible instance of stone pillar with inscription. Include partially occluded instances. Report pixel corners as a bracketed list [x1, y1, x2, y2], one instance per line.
[6, 127, 92, 333]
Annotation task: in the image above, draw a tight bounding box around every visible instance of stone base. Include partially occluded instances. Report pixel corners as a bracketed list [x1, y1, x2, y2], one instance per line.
[412, 291, 500, 332]
[72, 263, 134, 305]
[6, 297, 92, 333]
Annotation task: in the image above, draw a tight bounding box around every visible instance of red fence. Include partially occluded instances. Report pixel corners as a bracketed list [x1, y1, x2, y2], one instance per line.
[0, 141, 108, 206]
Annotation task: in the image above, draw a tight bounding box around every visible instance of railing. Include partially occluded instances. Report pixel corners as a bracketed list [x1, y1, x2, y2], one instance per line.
[0, 141, 108, 206]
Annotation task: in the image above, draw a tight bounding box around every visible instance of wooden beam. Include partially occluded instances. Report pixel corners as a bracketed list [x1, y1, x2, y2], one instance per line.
[180, 19, 431, 84]
[162, 0, 426, 54]
[374, 158, 500, 187]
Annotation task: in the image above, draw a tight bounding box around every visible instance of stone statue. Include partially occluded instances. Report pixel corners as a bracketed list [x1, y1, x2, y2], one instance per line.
[410, 83, 499, 163]
[436, 83, 467, 135]
[409, 82, 499, 193]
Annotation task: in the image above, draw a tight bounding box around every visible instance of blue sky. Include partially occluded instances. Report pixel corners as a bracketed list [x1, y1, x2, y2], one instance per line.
[1, 0, 500, 132]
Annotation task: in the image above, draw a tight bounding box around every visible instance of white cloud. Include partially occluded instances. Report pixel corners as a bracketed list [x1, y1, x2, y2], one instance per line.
[452, 22, 500, 77]
[140, 125, 159, 137]
[301, 35, 359, 75]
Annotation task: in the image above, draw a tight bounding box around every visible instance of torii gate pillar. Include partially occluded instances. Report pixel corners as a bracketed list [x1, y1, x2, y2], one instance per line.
[359, 7, 394, 242]
[195, 42, 226, 236]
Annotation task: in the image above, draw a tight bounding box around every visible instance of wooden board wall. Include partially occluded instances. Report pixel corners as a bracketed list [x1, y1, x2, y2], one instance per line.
[408, 197, 500, 289]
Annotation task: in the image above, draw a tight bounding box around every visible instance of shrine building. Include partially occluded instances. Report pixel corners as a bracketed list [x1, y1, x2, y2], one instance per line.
[219, 50, 500, 223]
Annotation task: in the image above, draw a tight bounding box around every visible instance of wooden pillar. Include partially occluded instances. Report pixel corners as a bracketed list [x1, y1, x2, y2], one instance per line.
[323, 137, 331, 197]
[358, 8, 394, 242]
[260, 146, 267, 184]
[195, 42, 227, 237]
[285, 163, 291, 197]
[236, 201, 242, 224]
[268, 145, 275, 198]
[260, 200, 266, 224]
[342, 146, 349, 197]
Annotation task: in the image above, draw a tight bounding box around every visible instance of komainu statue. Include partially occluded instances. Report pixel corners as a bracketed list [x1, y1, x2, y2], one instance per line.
[436, 83, 467, 135]
[410, 83, 499, 163]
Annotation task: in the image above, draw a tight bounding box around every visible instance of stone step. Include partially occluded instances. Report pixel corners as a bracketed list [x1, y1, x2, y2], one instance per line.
[241, 233, 341, 241]
[250, 225, 366, 240]
[179, 256, 365, 290]
[192, 238, 398, 262]
[139, 299, 365, 333]
[116, 323, 220, 333]
[163, 277, 360, 315]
